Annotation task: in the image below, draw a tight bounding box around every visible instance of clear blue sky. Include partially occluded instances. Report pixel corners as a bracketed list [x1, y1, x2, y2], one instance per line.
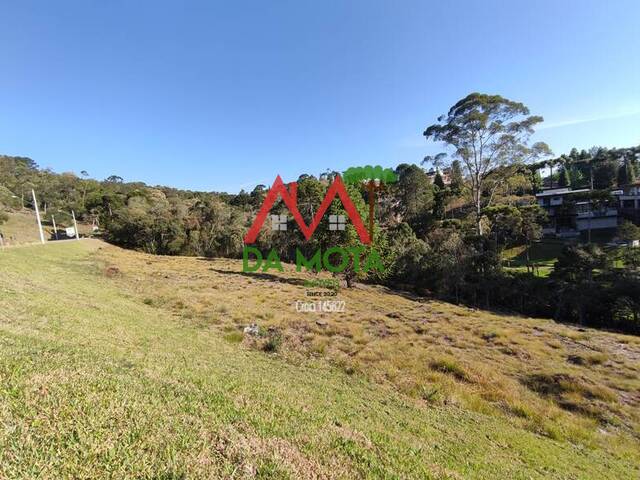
[1, 1, 639, 192]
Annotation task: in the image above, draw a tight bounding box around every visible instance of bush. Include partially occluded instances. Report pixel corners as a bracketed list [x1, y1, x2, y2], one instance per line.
[261, 331, 282, 353]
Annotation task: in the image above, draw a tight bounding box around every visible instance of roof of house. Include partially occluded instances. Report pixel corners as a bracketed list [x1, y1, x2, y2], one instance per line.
[535, 188, 590, 197]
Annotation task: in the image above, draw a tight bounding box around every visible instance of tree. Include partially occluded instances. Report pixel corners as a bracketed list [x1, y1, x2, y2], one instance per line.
[432, 188, 449, 220]
[593, 160, 618, 189]
[79, 170, 91, 208]
[622, 248, 640, 272]
[449, 159, 464, 195]
[387, 222, 430, 286]
[503, 170, 533, 196]
[531, 168, 543, 193]
[424, 225, 477, 304]
[284, 176, 327, 260]
[618, 221, 640, 242]
[250, 184, 267, 211]
[618, 159, 637, 186]
[192, 198, 245, 257]
[229, 189, 251, 210]
[105, 175, 124, 184]
[551, 244, 612, 326]
[518, 204, 546, 273]
[553, 244, 607, 285]
[618, 221, 640, 278]
[484, 204, 522, 249]
[568, 166, 585, 188]
[554, 155, 571, 188]
[327, 181, 388, 288]
[342, 165, 398, 241]
[558, 166, 571, 187]
[423, 93, 551, 235]
[391, 164, 434, 237]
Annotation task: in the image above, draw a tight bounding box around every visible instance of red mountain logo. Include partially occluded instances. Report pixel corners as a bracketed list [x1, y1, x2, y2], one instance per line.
[244, 175, 371, 244]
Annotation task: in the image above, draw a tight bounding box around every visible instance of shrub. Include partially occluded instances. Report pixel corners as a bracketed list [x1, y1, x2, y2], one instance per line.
[260, 329, 282, 353]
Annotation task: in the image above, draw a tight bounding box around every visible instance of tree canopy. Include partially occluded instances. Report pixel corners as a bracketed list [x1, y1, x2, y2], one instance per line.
[423, 93, 552, 234]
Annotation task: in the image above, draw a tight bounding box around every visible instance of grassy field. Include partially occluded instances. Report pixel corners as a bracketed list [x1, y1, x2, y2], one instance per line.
[0, 210, 46, 245]
[503, 240, 566, 277]
[1, 241, 639, 478]
[0, 210, 93, 246]
[503, 239, 630, 276]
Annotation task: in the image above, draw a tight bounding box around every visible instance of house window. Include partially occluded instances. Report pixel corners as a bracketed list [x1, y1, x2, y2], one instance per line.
[271, 214, 287, 231]
[577, 204, 590, 214]
[329, 214, 346, 231]
[623, 200, 635, 209]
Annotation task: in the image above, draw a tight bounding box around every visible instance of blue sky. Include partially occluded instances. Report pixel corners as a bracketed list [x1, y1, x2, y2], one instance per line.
[1, 1, 639, 192]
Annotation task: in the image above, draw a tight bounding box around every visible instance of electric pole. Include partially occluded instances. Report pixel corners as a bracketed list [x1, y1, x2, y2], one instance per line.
[52, 215, 58, 240]
[71, 210, 80, 240]
[31, 189, 45, 244]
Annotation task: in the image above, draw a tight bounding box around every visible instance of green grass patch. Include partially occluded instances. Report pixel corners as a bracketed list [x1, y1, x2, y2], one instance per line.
[503, 240, 565, 277]
[0, 241, 638, 478]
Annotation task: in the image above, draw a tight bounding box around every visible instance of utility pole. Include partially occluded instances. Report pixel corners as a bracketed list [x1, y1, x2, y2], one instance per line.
[367, 180, 376, 242]
[52, 215, 58, 240]
[31, 189, 45, 244]
[71, 210, 80, 240]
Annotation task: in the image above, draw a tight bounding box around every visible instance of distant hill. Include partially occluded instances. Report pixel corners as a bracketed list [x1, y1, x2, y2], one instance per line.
[0, 184, 21, 208]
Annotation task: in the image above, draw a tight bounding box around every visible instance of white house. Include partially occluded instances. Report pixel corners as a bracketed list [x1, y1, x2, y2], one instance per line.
[536, 188, 618, 237]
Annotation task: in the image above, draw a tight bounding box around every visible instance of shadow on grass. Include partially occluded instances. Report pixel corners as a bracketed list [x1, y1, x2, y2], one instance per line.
[375, 284, 431, 303]
[509, 241, 564, 267]
[205, 266, 309, 288]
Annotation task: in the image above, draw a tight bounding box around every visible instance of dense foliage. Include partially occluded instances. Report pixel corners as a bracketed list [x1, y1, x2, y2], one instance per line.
[1, 93, 640, 334]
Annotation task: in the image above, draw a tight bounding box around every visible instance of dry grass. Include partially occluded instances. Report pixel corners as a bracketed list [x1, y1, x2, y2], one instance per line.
[1, 209, 44, 244]
[94, 243, 640, 456]
[0, 210, 93, 245]
[2, 240, 639, 477]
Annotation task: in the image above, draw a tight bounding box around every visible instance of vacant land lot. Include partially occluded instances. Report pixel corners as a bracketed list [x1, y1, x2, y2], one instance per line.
[0, 210, 93, 246]
[0, 241, 638, 478]
[0, 210, 45, 245]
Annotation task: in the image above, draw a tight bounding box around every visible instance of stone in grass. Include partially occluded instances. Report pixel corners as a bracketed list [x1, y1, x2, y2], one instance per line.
[243, 323, 260, 336]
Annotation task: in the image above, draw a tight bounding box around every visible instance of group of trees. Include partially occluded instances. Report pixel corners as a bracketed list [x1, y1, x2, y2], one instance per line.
[551, 241, 640, 330]
[539, 145, 640, 191]
[1, 93, 639, 333]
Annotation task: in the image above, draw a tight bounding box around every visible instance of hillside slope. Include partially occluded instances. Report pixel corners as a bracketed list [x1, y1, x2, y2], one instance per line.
[0, 241, 638, 478]
[0, 209, 45, 245]
[0, 209, 93, 246]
